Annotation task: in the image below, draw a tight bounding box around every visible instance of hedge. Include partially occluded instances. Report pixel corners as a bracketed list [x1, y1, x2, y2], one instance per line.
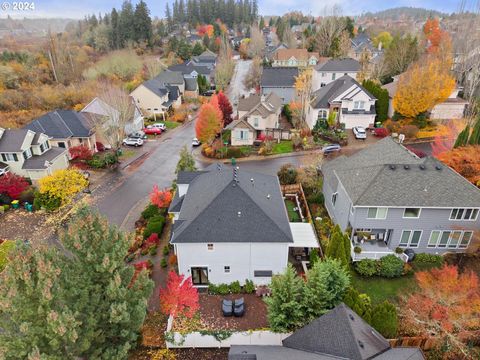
[355, 259, 378, 277]
[377, 255, 404, 278]
[143, 215, 165, 239]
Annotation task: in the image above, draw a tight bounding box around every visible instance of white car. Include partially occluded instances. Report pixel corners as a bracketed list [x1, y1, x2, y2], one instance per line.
[123, 137, 144, 147]
[353, 126, 367, 140]
[0, 166, 9, 176]
[192, 138, 201, 147]
[149, 123, 167, 131]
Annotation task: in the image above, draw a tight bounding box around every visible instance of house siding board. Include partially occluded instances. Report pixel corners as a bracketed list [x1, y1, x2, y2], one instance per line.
[323, 178, 351, 231]
[176, 242, 289, 285]
[351, 207, 480, 253]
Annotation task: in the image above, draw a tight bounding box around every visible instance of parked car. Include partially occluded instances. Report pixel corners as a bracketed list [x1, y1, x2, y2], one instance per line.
[202, 90, 215, 96]
[143, 127, 162, 136]
[149, 123, 167, 131]
[129, 131, 147, 139]
[192, 138, 201, 147]
[353, 126, 367, 140]
[0, 166, 9, 176]
[123, 137, 144, 147]
[321, 143, 342, 155]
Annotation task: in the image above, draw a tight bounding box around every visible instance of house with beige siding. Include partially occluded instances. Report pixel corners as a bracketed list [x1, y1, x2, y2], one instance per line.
[0, 127, 69, 181]
[226, 92, 283, 146]
[24, 110, 97, 156]
[272, 48, 322, 67]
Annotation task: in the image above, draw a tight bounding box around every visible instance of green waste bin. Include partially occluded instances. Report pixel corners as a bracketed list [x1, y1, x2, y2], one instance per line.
[11, 200, 19, 209]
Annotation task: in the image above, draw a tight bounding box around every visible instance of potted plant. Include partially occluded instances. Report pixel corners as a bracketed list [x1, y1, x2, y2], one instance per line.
[354, 246, 362, 254]
[395, 247, 404, 254]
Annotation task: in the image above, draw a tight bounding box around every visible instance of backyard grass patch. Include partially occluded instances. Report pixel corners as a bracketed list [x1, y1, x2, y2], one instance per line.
[350, 268, 417, 304]
[164, 121, 180, 129]
[271, 140, 293, 155]
[285, 199, 301, 222]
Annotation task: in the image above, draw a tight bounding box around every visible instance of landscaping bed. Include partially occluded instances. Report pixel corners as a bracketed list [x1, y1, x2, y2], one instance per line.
[285, 199, 301, 222]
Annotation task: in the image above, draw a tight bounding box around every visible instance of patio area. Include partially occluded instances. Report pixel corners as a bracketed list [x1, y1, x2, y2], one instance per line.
[351, 228, 399, 261]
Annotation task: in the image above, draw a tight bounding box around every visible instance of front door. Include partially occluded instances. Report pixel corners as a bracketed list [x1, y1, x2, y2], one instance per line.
[191, 267, 208, 286]
[385, 229, 393, 245]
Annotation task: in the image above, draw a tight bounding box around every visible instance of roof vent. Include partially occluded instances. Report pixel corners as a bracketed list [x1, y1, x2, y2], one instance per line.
[404, 165, 410, 170]
[349, 314, 355, 321]
[389, 164, 396, 170]
[237, 211, 242, 217]
[267, 194, 271, 199]
[435, 165, 442, 171]
[358, 340, 364, 349]
[419, 164, 426, 170]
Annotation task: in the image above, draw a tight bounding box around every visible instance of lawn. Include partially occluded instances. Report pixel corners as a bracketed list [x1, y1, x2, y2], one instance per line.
[350, 268, 417, 304]
[271, 140, 293, 155]
[164, 121, 180, 129]
[285, 199, 301, 222]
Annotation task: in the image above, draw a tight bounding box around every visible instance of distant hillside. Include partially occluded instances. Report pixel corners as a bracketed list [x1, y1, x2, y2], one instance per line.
[0, 17, 73, 33]
[361, 7, 447, 20]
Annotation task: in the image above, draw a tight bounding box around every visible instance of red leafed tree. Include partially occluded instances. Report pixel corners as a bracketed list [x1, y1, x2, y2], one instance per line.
[217, 91, 233, 126]
[0, 173, 29, 199]
[400, 265, 480, 357]
[438, 145, 480, 187]
[150, 185, 172, 208]
[197, 24, 214, 38]
[195, 102, 223, 143]
[69, 145, 93, 161]
[160, 271, 199, 318]
[423, 18, 449, 54]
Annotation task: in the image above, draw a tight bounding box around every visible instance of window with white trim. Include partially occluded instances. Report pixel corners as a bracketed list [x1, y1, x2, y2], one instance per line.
[428, 230, 473, 249]
[353, 101, 365, 109]
[399, 230, 422, 248]
[22, 148, 32, 160]
[450, 208, 479, 221]
[331, 192, 338, 207]
[224, 266, 230, 273]
[253, 117, 259, 127]
[207, 243, 214, 251]
[238, 130, 249, 140]
[1, 153, 17, 162]
[317, 109, 328, 120]
[403, 208, 421, 218]
[332, 73, 336, 80]
[367, 207, 388, 219]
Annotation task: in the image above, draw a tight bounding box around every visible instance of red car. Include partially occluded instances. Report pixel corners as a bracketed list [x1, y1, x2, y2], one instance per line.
[143, 126, 162, 135]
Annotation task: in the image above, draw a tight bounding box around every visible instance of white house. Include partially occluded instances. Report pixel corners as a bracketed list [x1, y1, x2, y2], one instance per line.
[306, 75, 376, 129]
[312, 58, 360, 90]
[168, 165, 297, 286]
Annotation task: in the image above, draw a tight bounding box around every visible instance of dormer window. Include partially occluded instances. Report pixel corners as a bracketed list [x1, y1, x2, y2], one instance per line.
[1, 153, 18, 162]
[22, 148, 32, 160]
[39, 141, 50, 153]
[353, 101, 365, 109]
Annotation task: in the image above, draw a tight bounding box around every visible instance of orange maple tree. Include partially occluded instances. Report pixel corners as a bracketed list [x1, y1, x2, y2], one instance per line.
[400, 265, 480, 357]
[423, 18, 450, 54]
[438, 145, 480, 187]
[150, 185, 172, 208]
[197, 24, 214, 38]
[160, 271, 199, 318]
[195, 101, 223, 143]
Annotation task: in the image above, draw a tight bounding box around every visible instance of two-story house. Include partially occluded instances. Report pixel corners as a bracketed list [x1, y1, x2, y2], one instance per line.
[24, 110, 97, 154]
[260, 67, 299, 104]
[130, 71, 183, 119]
[0, 128, 69, 181]
[306, 75, 376, 129]
[226, 92, 282, 146]
[312, 58, 360, 90]
[271, 48, 322, 67]
[321, 137, 480, 262]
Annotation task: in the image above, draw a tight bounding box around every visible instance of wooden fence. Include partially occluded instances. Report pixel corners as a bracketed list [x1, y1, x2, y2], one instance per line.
[266, 128, 291, 141]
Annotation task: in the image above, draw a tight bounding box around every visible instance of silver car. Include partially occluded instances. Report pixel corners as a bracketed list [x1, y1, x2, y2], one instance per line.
[353, 126, 367, 140]
[322, 144, 342, 155]
[123, 137, 144, 147]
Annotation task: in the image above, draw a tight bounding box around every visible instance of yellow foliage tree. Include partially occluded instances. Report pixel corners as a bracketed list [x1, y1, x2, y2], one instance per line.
[393, 56, 455, 118]
[294, 67, 313, 127]
[39, 169, 88, 205]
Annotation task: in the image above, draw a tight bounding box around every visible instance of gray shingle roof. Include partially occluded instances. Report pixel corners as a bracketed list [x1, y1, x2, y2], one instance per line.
[185, 77, 198, 91]
[0, 129, 31, 152]
[311, 75, 375, 109]
[170, 165, 293, 244]
[169, 192, 185, 213]
[177, 171, 207, 184]
[315, 58, 360, 72]
[142, 78, 169, 98]
[283, 303, 391, 360]
[373, 348, 425, 360]
[168, 63, 211, 76]
[25, 110, 94, 139]
[22, 147, 67, 170]
[322, 137, 480, 207]
[229, 345, 337, 360]
[261, 67, 299, 88]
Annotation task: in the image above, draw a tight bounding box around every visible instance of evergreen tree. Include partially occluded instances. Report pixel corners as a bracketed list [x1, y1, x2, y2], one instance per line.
[0, 208, 153, 359]
[362, 80, 389, 122]
[178, 0, 186, 23]
[326, 225, 349, 268]
[177, 39, 193, 60]
[176, 145, 197, 173]
[264, 264, 305, 332]
[269, 17, 274, 27]
[468, 116, 480, 145]
[197, 74, 210, 94]
[110, 8, 119, 49]
[259, 16, 265, 29]
[118, 1, 135, 47]
[133, 0, 152, 44]
[192, 42, 205, 56]
[343, 287, 372, 323]
[370, 301, 398, 338]
[165, 3, 173, 32]
[302, 258, 350, 321]
[454, 124, 470, 148]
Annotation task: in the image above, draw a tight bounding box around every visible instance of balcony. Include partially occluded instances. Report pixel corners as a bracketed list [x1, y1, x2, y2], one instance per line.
[351, 229, 408, 262]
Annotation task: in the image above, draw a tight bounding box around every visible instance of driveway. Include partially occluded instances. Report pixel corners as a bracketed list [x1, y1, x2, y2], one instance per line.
[227, 59, 252, 112]
[93, 121, 196, 229]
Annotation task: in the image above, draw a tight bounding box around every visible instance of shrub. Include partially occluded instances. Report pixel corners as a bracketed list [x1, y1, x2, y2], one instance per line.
[34, 192, 62, 211]
[0, 193, 11, 205]
[38, 169, 88, 206]
[373, 128, 389, 137]
[161, 258, 167, 268]
[144, 233, 160, 248]
[149, 246, 157, 256]
[19, 188, 35, 204]
[69, 145, 93, 161]
[142, 204, 160, 220]
[0, 173, 30, 199]
[406, 146, 427, 158]
[309, 248, 320, 265]
[0, 240, 15, 272]
[378, 255, 404, 278]
[86, 155, 105, 168]
[96, 142, 106, 152]
[244, 279, 255, 294]
[354, 246, 362, 254]
[370, 301, 398, 338]
[412, 253, 444, 269]
[163, 245, 170, 256]
[277, 164, 297, 185]
[3, 204, 9, 211]
[306, 192, 324, 205]
[229, 281, 241, 294]
[143, 215, 165, 238]
[216, 283, 230, 295]
[168, 254, 177, 266]
[398, 124, 419, 139]
[208, 283, 218, 294]
[395, 247, 404, 254]
[355, 259, 377, 277]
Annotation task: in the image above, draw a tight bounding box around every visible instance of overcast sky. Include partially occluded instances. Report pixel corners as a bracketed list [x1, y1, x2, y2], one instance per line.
[0, 0, 475, 19]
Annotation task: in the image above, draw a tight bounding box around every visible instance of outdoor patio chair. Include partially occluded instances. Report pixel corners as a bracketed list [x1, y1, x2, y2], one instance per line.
[233, 297, 245, 317]
[222, 299, 233, 317]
